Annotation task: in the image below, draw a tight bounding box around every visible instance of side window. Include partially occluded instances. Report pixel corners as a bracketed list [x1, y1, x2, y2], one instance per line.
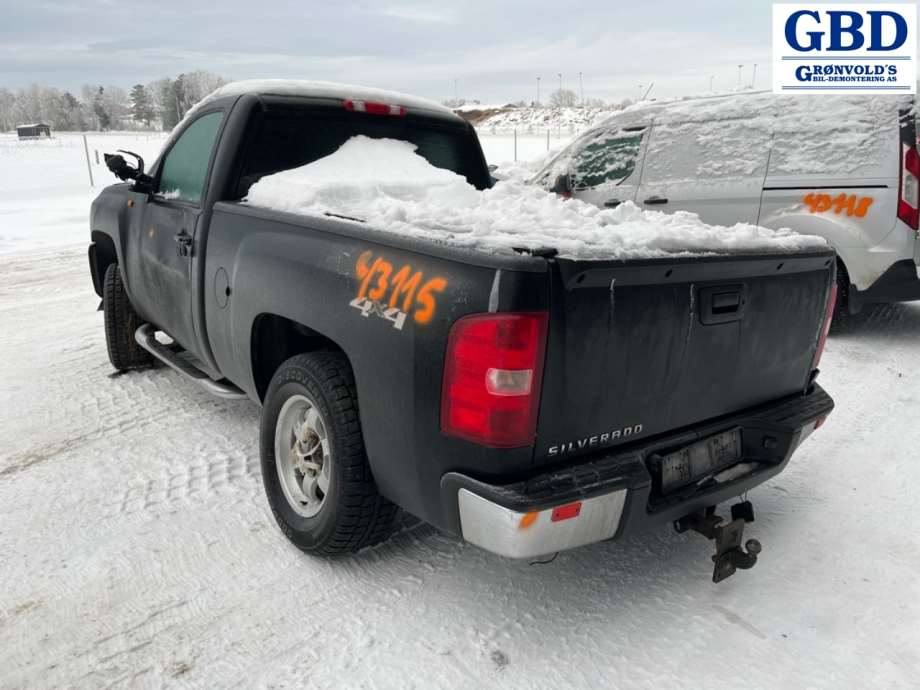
[644, 118, 771, 183]
[158, 112, 224, 203]
[571, 129, 644, 189]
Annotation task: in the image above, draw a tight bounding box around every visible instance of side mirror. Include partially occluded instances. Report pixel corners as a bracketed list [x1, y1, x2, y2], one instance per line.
[104, 149, 154, 193]
[550, 173, 574, 197]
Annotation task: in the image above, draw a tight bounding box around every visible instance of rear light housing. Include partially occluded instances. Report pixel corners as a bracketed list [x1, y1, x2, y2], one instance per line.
[898, 141, 920, 231]
[812, 281, 837, 371]
[441, 312, 548, 448]
[343, 99, 407, 117]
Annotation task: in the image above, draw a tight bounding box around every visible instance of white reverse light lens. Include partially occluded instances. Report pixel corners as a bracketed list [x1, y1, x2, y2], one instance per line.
[485, 368, 533, 396]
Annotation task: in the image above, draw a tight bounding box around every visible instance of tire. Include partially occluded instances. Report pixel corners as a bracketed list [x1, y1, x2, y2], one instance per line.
[103, 264, 152, 371]
[259, 352, 397, 556]
[831, 260, 851, 326]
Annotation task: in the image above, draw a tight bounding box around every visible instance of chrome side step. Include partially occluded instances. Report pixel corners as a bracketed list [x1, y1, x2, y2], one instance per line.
[134, 324, 247, 400]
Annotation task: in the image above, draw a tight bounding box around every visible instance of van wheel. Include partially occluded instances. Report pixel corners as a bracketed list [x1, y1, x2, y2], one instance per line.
[103, 264, 152, 371]
[259, 352, 397, 556]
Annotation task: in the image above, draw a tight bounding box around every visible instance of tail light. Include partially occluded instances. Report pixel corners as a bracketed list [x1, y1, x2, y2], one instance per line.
[812, 282, 837, 371]
[343, 99, 407, 117]
[898, 142, 919, 231]
[441, 312, 548, 448]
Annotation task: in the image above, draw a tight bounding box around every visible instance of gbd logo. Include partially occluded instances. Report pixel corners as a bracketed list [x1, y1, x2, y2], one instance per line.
[784, 8, 909, 51]
[772, 4, 916, 94]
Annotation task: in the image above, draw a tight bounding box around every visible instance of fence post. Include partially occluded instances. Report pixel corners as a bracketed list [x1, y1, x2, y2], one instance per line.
[82, 134, 94, 187]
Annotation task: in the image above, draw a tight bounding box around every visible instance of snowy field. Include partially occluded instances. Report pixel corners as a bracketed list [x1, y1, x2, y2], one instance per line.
[1, 132, 918, 689]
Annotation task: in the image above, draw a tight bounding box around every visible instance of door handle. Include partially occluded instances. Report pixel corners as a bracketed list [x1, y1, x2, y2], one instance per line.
[643, 196, 668, 205]
[604, 199, 622, 208]
[175, 230, 193, 257]
[699, 285, 745, 325]
[711, 291, 741, 314]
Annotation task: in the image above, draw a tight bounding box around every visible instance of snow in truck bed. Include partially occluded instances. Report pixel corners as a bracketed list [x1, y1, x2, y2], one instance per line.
[244, 136, 826, 260]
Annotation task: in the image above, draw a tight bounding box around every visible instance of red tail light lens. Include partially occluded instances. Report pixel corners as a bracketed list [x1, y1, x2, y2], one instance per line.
[441, 312, 548, 448]
[898, 143, 919, 231]
[812, 282, 837, 371]
[343, 99, 407, 117]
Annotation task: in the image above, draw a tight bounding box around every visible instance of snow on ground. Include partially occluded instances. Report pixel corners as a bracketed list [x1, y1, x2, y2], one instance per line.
[476, 129, 573, 166]
[462, 105, 612, 134]
[0, 132, 167, 255]
[246, 136, 826, 259]
[2, 246, 919, 690]
[1, 129, 918, 690]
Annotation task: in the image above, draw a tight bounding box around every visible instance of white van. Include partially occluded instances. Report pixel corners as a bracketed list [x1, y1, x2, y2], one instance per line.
[533, 92, 920, 315]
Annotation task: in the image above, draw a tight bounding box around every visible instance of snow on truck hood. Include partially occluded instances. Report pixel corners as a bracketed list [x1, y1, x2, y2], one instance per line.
[245, 136, 827, 261]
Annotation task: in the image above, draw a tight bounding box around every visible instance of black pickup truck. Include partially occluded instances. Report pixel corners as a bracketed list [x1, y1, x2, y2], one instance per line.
[89, 81, 836, 582]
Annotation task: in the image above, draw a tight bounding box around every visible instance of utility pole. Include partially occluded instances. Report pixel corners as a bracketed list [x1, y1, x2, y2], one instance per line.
[751, 64, 758, 89]
[536, 76, 541, 106]
[737, 64, 743, 88]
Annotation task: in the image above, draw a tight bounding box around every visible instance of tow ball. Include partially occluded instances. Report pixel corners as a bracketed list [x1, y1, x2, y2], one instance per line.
[674, 501, 762, 583]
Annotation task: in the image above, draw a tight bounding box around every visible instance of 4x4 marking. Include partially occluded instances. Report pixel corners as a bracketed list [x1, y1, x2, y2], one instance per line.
[351, 249, 448, 328]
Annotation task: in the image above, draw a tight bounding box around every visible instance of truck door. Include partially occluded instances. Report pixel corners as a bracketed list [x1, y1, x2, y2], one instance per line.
[124, 110, 224, 356]
[636, 116, 772, 226]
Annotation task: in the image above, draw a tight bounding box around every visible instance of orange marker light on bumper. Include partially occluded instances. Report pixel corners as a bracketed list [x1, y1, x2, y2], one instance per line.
[519, 511, 539, 529]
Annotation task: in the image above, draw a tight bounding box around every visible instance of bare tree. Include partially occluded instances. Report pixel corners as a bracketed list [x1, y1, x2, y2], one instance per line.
[0, 71, 228, 132]
[0, 88, 14, 130]
[549, 88, 578, 107]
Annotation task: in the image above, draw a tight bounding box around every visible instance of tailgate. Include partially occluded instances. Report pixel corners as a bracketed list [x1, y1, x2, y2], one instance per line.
[533, 250, 834, 465]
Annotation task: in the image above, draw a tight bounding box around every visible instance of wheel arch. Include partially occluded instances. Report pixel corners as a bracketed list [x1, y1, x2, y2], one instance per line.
[89, 230, 118, 297]
[250, 313, 348, 402]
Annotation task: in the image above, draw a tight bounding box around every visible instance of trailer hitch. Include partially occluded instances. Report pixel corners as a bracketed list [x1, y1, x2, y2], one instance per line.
[674, 501, 761, 583]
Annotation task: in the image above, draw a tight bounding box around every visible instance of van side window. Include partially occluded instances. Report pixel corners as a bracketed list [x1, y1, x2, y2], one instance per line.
[158, 112, 224, 203]
[570, 129, 644, 189]
[643, 118, 770, 183]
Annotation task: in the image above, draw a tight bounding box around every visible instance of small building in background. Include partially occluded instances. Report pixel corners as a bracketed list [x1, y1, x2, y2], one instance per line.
[16, 123, 52, 139]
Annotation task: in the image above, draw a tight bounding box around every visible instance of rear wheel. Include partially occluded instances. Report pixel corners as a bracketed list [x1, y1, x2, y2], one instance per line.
[259, 352, 397, 555]
[103, 264, 152, 371]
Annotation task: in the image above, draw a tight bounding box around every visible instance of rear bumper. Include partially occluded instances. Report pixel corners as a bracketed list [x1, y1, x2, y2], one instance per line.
[442, 384, 833, 559]
[849, 259, 920, 313]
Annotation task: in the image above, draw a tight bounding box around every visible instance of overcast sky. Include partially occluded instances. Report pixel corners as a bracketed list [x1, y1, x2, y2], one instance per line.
[0, 1, 915, 102]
